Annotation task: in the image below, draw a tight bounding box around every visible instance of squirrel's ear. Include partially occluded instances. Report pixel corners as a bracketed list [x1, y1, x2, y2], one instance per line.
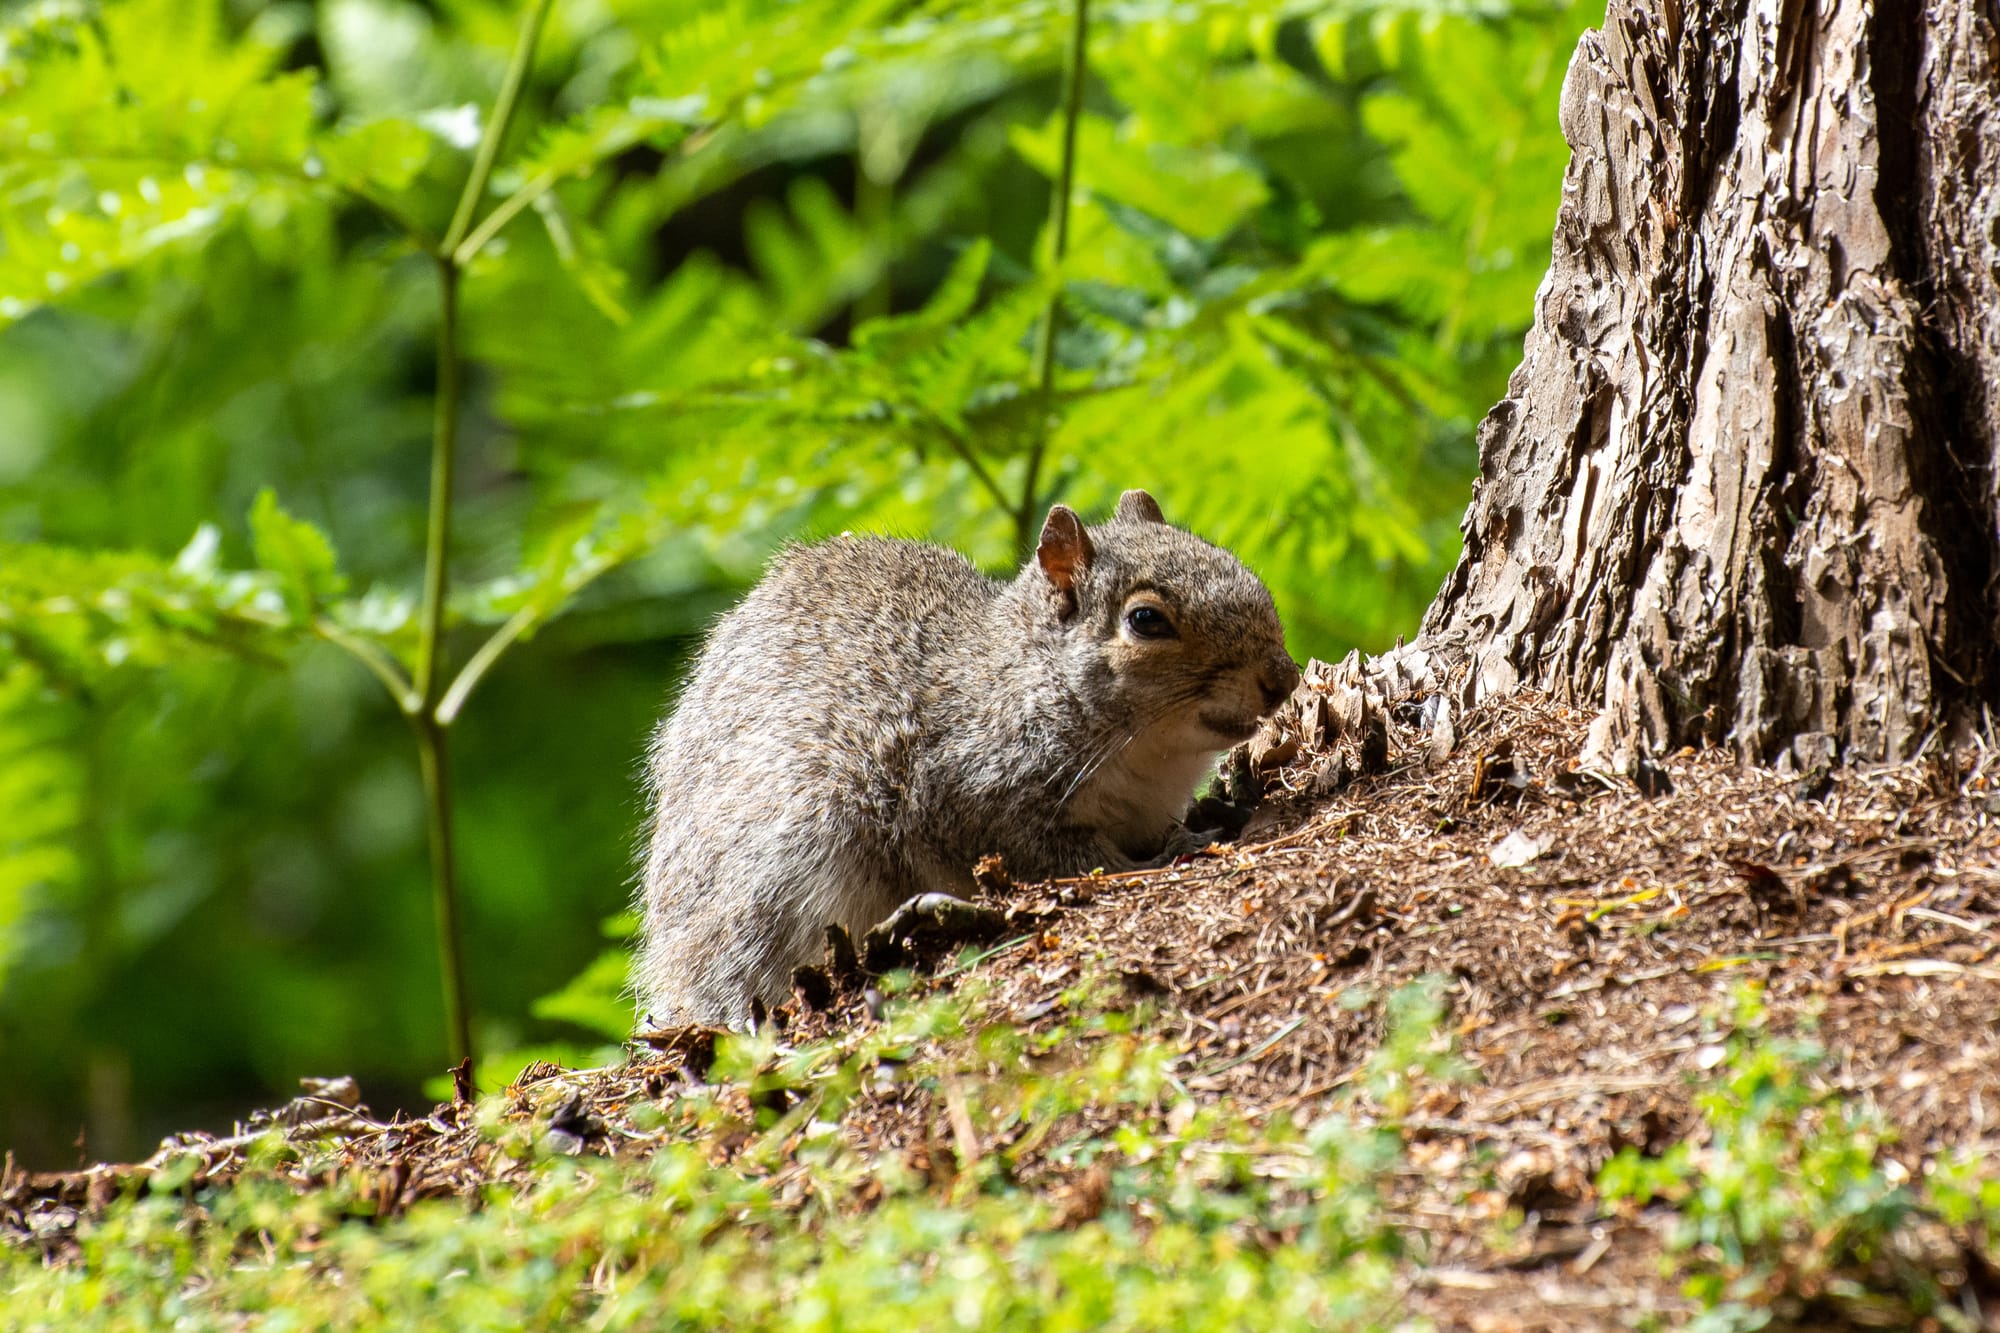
[1115, 489, 1165, 524]
[1036, 505, 1094, 605]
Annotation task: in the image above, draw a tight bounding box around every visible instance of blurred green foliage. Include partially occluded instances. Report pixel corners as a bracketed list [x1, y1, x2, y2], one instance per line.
[0, 0, 1598, 1163]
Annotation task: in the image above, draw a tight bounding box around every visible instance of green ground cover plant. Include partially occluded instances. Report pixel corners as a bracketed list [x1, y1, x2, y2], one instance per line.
[1598, 988, 2000, 1331]
[1, 977, 1428, 1331]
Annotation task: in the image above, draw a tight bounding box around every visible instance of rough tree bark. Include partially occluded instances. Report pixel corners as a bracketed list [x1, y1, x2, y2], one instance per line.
[1420, 0, 2000, 771]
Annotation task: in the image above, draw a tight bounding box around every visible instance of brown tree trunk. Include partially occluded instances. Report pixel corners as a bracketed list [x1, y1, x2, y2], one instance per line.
[1421, 0, 2000, 772]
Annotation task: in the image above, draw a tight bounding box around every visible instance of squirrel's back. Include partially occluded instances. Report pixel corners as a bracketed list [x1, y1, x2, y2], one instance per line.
[673, 534, 994, 739]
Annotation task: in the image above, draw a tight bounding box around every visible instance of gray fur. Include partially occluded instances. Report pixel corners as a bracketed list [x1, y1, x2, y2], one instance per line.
[634, 492, 1298, 1027]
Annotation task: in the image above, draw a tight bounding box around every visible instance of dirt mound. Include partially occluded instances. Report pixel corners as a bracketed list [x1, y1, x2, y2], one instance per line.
[979, 688, 2000, 1326]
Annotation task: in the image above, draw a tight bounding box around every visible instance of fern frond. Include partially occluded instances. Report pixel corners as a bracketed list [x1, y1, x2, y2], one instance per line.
[0, 663, 81, 995]
[0, 0, 323, 320]
[0, 530, 339, 685]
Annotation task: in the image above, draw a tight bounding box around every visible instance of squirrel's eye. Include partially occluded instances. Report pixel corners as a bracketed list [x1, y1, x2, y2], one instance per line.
[1125, 605, 1176, 640]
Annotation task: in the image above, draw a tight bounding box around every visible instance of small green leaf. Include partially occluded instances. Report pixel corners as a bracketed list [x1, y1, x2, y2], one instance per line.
[852, 236, 992, 357]
[249, 490, 346, 619]
[317, 117, 435, 194]
[530, 948, 635, 1041]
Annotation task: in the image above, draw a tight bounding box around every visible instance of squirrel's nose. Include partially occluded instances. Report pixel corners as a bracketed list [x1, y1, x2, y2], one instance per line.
[1258, 656, 1301, 711]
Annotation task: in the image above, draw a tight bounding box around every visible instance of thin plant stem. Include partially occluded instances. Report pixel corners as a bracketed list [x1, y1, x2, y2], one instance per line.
[853, 102, 897, 328]
[854, 163, 894, 327]
[453, 170, 555, 268]
[314, 618, 416, 712]
[444, 0, 555, 258]
[415, 255, 473, 1068]
[1016, 0, 1090, 558]
[437, 605, 539, 725]
[935, 421, 1015, 519]
[415, 259, 461, 711]
[413, 715, 471, 1068]
[462, 122, 709, 266]
[409, 0, 557, 1071]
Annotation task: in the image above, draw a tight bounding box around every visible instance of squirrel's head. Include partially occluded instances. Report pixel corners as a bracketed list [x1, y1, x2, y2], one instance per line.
[1026, 489, 1300, 746]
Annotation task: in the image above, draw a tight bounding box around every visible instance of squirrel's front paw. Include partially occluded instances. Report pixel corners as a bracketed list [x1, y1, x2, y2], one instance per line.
[1183, 791, 1257, 841]
[1148, 825, 1216, 865]
[860, 893, 1009, 973]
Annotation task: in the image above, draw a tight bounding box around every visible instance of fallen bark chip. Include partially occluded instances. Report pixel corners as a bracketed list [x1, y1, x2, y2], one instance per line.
[1546, 765, 1614, 802]
[1298, 691, 1332, 749]
[822, 921, 862, 982]
[1358, 710, 1390, 775]
[1630, 754, 1673, 798]
[1469, 739, 1527, 804]
[1249, 720, 1300, 773]
[373, 1160, 412, 1220]
[300, 1075, 361, 1110]
[631, 1024, 718, 1081]
[544, 1091, 606, 1157]
[1490, 830, 1546, 869]
[1425, 694, 1457, 769]
[1017, 996, 1061, 1022]
[1793, 763, 1835, 802]
[971, 854, 1013, 897]
[791, 964, 835, 1011]
[1310, 750, 1353, 795]
[260, 1075, 365, 1130]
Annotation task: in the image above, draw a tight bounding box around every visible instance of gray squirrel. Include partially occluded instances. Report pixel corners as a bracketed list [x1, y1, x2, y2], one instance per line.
[634, 489, 1299, 1027]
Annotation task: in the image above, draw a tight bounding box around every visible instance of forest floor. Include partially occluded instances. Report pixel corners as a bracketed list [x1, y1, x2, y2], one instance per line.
[8, 683, 2000, 1329]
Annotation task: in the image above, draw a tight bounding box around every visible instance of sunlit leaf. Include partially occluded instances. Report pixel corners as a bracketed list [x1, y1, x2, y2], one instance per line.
[249, 490, 348, 619]
[530, 946, 635, 1040]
